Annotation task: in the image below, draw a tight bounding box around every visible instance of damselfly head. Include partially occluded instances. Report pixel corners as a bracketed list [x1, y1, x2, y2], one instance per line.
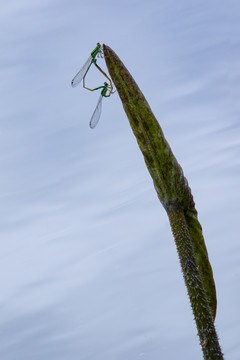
[97, 44, 104, 58]
[101, 82, 110, 97]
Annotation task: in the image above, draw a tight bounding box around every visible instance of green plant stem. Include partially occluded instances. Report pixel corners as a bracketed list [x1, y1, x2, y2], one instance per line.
[103, 44, 224, 359]
[168, 207, 223, 359]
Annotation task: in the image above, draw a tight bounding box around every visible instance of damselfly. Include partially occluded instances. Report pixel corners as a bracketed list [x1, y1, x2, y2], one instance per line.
[89, 82, 111, 129]
[71, 43, 115, 129]
[71, 43, 103, 88]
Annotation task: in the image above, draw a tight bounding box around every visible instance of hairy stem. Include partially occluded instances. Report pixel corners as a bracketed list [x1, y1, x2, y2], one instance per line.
[168, 207, 223, 359]
[103, 44, 224, 359]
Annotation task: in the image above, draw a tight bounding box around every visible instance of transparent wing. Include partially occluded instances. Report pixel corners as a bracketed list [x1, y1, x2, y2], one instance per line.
[71, 55, 92, 88]
[89, 93, 103, 129]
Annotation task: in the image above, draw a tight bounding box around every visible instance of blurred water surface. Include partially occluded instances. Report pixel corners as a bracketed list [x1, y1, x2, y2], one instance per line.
[0, 1, 239, 359]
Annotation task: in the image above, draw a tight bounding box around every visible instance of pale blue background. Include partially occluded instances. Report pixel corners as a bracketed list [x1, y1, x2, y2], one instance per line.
[1, 1, 239, 359]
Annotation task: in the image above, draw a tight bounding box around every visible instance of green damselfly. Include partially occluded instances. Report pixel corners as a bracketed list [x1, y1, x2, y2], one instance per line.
[71, 43, 103, 88]
[71, 43, 115, 128]
[90, 82, 111, 129]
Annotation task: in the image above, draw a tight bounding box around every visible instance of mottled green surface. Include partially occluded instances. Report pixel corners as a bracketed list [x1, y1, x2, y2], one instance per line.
[103, 44, 223, 359]
[168, 208, 223, 360]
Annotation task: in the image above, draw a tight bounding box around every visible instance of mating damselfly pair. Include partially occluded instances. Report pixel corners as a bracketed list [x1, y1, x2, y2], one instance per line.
[71, 43, 114, 129]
